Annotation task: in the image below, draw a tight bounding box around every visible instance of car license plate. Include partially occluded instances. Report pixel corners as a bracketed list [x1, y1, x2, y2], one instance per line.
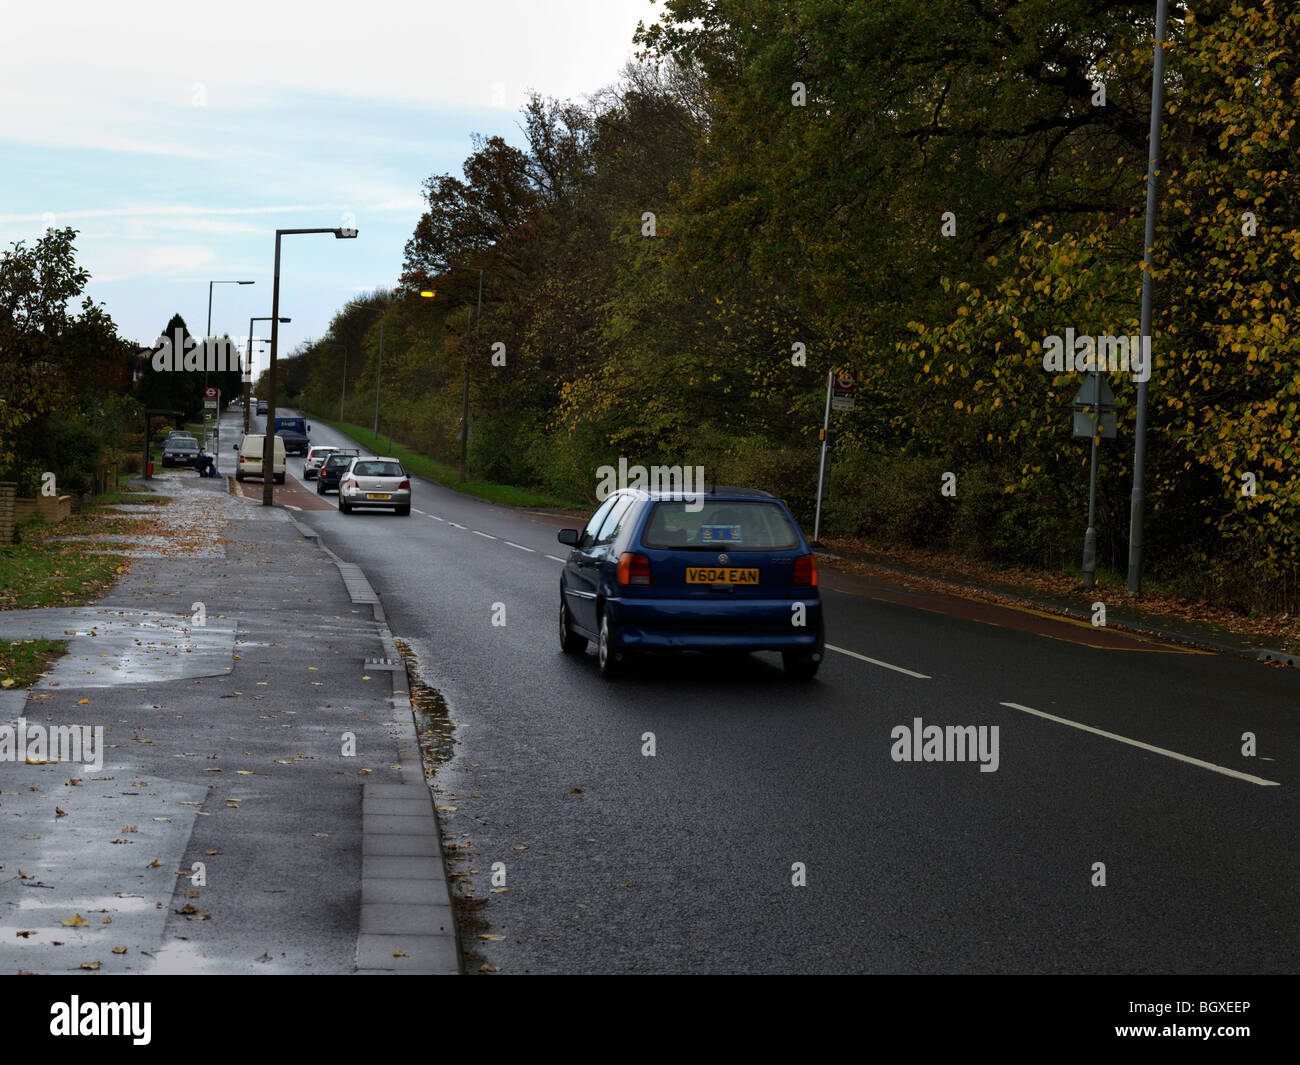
[686, 567, 758, 585]
[366, 493, 391, 500]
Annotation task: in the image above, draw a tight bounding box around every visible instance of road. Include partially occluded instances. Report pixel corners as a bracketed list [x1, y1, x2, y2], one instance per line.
[231, 409, 1300, 973]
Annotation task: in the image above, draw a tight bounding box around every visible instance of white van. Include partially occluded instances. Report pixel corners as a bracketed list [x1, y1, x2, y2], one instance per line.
[235, 433, 286, 484]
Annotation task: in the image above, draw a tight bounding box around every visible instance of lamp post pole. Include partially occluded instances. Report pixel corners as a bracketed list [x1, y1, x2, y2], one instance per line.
[261, 227, 357, 507]
[1126, 0, 1170, 596]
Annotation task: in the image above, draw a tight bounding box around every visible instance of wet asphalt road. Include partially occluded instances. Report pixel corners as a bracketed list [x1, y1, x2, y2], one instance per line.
[273, 414, 1299, 973]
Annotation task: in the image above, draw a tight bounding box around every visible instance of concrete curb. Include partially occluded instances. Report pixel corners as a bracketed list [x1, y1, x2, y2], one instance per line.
[815, 548, 1299, 667]
[284, 514, 461, 975]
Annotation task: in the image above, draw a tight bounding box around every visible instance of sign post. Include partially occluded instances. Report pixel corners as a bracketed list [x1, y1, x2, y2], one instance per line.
[1072, 373, 1117, 589]
[813, 370, 855, 545]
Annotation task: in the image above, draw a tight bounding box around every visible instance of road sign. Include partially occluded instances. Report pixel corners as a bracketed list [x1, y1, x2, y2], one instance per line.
[831, 369, 856, 412]
[1072, 375, 1117, 439]
[204, 399, 218, 410]
[204, 386, 218, 399]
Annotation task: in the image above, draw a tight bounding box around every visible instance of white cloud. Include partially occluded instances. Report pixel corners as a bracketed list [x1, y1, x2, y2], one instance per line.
[89, 245, 217, 284]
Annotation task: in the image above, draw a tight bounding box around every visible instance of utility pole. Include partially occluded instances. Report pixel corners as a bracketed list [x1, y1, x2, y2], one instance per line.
[459, 269, 482, 483]
[1126, 0, 1170, 596]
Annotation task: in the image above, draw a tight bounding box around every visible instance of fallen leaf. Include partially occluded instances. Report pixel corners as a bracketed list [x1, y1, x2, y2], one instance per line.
[55, 807, 67, 818]
[112, 947, 127, 955]
[60, 914, 89, 927]
[15, 930, 36, 938]
[479, 934, 506, 941]
[479, 963, 500, 972]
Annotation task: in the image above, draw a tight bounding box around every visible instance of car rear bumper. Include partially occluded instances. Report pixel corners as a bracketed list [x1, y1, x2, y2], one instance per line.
[605, 595, 823, 651]
[341, 489, 411, 508]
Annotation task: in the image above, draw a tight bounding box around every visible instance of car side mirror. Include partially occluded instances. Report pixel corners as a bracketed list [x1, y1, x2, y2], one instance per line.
[232, 443, 239, 450]
[557, 529, 579, 546]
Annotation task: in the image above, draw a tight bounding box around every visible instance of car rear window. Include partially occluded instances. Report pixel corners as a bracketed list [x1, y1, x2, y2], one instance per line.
[640, 501, 801, 551]
[171, 441, 198, 451]
[352, 461, 403, 477]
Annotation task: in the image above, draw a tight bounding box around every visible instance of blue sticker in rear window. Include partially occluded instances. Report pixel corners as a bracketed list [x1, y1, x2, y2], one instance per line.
[700, 524, 742, 544]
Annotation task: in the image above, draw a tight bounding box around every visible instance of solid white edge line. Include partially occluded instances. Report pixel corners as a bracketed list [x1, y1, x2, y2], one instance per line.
[472, 530, 496, 539]
[504, 541, 535, 552]
[826, 643, 930, 679]
[430, 515, 444, 521]
[412, 509, 427, 515]
[545, 555, 566, 563]
[1000, 701, 1281, 786]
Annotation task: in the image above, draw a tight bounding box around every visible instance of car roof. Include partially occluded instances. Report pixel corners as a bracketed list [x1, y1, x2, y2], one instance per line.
[353, 456, 400, 464]
[609, 485, 777, 502]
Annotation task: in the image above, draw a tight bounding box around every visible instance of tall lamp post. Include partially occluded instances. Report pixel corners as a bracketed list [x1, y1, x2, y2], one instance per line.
[420, 266, 482, 482]
[244, 315, 290, 434]
[263, 227, 357, 507]
[206, 279, 254, 394]
[1126, 0, 1170, 596]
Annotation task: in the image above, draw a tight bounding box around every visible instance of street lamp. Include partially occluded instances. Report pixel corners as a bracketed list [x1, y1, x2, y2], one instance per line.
[421, 268, 481, 482]
[263, 228, 357, 507]
[206, 280, 254, 386]
[244, 315, 291, 434]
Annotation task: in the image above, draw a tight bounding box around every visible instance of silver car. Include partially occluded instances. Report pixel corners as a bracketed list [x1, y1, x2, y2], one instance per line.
[303, 445, 338, 480]
[338, 456, 411, 515]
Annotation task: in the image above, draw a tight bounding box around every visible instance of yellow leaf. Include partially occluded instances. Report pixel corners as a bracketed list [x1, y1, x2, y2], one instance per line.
[60, 914, 90, 927]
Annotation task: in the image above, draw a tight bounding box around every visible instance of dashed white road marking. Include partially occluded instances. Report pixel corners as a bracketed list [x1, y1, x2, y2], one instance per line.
[1000, 701, 1281, 786]
[504, 541, 535, 552]
[412, 509, 427, 515]
[545, 555, 566, 564]
[472, 530, 496, 540]
[826, 643, 930, 679]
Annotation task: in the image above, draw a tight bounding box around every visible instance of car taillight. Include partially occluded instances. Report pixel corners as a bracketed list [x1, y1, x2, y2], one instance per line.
[238, 455, 245, 463]
[398, 480, 410, 490]
[343, 478, 356, 490]
[618, 552, 651, 586]
[793, 554, 818, 586]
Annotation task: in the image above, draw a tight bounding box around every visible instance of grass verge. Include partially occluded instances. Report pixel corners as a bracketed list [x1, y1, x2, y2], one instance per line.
[308, 415, 586, 511]
[0, 638, 66, 689]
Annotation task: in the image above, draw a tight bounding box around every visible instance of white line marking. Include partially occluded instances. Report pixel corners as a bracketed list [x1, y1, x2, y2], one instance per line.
[1000, 702, 1281, 786]
[430, 514, 444, 522]
[545, 555, 566, 563]
[472, 530, 496, 540]
[504, 541, 535, 552]
[447, 522, 464, 529]
[412, 509, 427, 515]
[827, 643, 930, 679]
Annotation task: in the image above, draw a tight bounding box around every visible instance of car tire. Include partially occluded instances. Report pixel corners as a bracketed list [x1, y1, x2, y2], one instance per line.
[316, 480, 324, 494]
[339, 498, 351, 514]
[235, 472, 243, 482]
[597, 611, 623, 678]
[559, 600, 586, 654]
[782, 649, 821, 680]
[396, 505, 410, 516]
[275, 474, 285, 484]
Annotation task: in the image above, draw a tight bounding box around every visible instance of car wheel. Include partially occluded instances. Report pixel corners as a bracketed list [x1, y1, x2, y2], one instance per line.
[559, 600, 586, 654]
[235, 472, 243, 482]
[396, 505, 410, 516]
[597, 611, 623, 678]
[782, 649, 821, 680]
[275, 474, 285, 484]
[339, 498, 350, 514]
[316, 480, 324, 494]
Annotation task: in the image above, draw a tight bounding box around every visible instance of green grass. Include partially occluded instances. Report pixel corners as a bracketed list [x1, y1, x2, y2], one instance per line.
[93, 490, 171, 506]
[0, 638, 66, 689]
[0, 505, 138, 610]
[309, 415, 587, 510]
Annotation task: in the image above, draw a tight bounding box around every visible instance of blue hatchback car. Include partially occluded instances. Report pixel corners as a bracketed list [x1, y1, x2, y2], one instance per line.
[557, 486, 824, 679]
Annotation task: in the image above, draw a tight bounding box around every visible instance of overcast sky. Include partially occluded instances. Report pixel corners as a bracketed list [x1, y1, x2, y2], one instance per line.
[0, 0, 660, 378]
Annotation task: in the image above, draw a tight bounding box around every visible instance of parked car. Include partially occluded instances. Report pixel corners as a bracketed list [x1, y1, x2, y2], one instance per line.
[256, 399, 268, 415]
[162, 438, 202, 469]
[234, 433, 285, 483]
[557, 486, 824, 679]
[303, 445, 338, 480]
[338, 457, 411, 515]
[316, 450, 360, 494]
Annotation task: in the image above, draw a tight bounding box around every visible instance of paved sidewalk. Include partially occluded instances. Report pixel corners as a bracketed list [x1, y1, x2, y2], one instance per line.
[0, 472, 458, 974]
